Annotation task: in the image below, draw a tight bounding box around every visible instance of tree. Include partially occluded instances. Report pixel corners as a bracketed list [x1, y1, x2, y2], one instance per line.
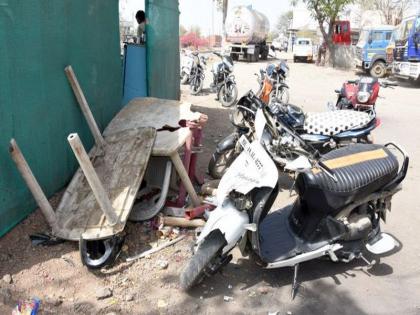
[276, 11, 293, 35]
[371, 0, 412, 24]
[303, 0, 354, 65]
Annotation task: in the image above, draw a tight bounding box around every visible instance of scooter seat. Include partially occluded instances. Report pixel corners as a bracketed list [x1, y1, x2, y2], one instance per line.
[296, 144, 399, 215]
[304, 110, 373, 136]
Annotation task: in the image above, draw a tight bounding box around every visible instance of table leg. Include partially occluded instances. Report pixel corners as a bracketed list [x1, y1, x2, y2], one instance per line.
[170, 152, 201, 207]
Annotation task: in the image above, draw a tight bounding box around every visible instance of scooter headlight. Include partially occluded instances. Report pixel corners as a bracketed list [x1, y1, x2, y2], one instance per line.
[357, 91, 370, 103]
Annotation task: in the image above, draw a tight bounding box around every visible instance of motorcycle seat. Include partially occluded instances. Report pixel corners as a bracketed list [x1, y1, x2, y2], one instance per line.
[296, 144, 399, 215]
[304, 110, 373, 136]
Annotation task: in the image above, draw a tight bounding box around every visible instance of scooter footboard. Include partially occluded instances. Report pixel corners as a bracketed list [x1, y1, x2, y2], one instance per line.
[196, 200, 249, 254]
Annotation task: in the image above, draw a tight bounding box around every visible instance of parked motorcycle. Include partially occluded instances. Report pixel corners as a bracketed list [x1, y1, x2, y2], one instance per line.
[189, 54, 207, 95]
[211, 52, 238, 107]
[256, 61, 290, 104]
[180, 51, 199, 85]
[208, 91, 380, 179]
[181, 92, 409, 295]
[335, 76, 397, 112]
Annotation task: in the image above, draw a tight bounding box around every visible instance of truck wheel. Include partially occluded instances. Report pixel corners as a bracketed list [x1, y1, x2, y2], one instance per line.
[231, 54, 239, 61]
[261, 47, 269, 60]
[370, 61, 386, 78]
[254, 47, 260, 62]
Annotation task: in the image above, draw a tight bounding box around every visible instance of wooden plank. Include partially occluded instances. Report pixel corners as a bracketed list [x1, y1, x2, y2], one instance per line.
[55, 127, 156, 240]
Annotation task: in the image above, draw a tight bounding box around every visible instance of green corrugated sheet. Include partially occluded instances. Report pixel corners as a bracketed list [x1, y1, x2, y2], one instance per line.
[0, 0, 122, 236]
[146, 0, 180, 100]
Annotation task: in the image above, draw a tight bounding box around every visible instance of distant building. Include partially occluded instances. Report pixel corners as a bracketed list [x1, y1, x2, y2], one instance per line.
[207, 35, 222, 47]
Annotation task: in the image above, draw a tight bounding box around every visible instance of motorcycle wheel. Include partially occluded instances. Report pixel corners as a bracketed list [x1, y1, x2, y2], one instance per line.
[180, 72, 189, 84]
[190, 76, 203, 95]
[269, 87, 289, 104]
[208, 148, 238, 179]
[218, 83, 238, 107]
[180, 230, 226, 291]
[79, 235, 124, 269]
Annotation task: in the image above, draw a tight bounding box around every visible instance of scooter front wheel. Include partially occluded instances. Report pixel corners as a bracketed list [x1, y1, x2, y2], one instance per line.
[208, 148, 238, 179]
[180, 230, 226, 291]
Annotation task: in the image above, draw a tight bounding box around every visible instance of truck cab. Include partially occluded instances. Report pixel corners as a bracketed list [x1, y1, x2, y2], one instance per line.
[392, 15, 420, 82]
[354, 25, 394, 78]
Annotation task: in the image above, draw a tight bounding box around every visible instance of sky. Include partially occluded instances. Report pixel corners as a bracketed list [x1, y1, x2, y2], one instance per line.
[179, 0, 292, 36]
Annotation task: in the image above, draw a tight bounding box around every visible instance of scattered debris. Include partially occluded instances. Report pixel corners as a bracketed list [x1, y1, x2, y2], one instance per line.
[227, 284, 233, 289]
[157, 299, 168, 308]
[200, 296, 204, 300]
[13, 298, 41, 315]
[158, 215, 205, 228]
[124, 294, 134, 302]
[223, 295, 234, 302]
[61, 255, 75, 267]
[287, 311, 293, 315]
[122, 245, 129, 252]
[126, 235, 185, 262]
[95, 287, 113, 300]
[268, 312, 279, 315]
[257, 286, 270, 295]
[45, 295, 63, 306]
[2, 274, 12, 284]
[157, 260, 169, 269]
[248, 290, 257, 297]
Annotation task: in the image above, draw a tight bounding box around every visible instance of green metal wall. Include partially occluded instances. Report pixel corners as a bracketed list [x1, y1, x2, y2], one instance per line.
[0, 0, 122, 236]
[146, 0, 180, 100]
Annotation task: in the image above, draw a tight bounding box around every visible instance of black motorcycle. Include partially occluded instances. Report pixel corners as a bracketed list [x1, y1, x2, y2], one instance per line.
[181, 92, 409, 296]
[211, 52, 238, 107]
[189, 54, 207, 95]
[208, 91, 380, 179]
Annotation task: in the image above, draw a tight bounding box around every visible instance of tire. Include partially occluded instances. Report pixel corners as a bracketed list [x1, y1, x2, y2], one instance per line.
[261, 46, 269, 60]
[269, 87, 289, 104]
[254, 47, 260, 62]
[180, 230, 226, 291]
[218, 83, 238, 107]
[180, 72, 189, 84]
[190, 76, 203, 95]
[370, 61, 386, 78]
[208, 148, 238, 179]
[231, 53, 239, 61]
[79, 235, 124, 269]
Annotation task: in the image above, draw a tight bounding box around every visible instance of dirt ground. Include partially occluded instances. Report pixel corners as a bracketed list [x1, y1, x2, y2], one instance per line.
[1, 52, 420, 315]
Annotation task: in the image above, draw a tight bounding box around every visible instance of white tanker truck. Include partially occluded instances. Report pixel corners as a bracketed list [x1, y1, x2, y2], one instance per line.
[225, 5, 270, 62]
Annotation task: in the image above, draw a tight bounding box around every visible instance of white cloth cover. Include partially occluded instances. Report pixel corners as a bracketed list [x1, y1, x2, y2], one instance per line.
[304, 110, 372, 136]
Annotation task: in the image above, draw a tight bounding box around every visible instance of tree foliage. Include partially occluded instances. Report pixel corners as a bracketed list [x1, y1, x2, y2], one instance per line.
[356, 0, 413, 24]
[303, 0, 354, 64]
[276, 11, 293, 35]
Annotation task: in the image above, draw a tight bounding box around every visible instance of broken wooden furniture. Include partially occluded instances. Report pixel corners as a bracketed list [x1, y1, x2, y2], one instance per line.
[104, 97, 206, 222]
[10, 65, 207, 268]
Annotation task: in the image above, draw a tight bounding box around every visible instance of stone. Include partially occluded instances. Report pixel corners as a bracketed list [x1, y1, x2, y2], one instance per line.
[157, 260, 169, 269]
[2, 274, 12, 284]
[157, 299, 167, 308]
[257, 286, 270, 295]
[124, 294, 134, 302]
[46, 295, 63, 306]
[95, 287, 113, 300]
[223, 295, 233, 302]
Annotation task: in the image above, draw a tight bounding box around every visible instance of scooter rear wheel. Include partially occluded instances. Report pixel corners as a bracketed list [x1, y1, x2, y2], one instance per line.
[180, 230, 226, 291]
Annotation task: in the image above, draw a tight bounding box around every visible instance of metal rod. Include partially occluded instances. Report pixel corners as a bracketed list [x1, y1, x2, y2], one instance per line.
[67, 133, 118, 225]
[64, 65, 106, 149]
[126, 235, 186, 262]
[9, 139, 59, 231]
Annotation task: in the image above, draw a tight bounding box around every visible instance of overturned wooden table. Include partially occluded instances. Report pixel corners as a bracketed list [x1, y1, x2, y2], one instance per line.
[10, 66, 203, 242]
